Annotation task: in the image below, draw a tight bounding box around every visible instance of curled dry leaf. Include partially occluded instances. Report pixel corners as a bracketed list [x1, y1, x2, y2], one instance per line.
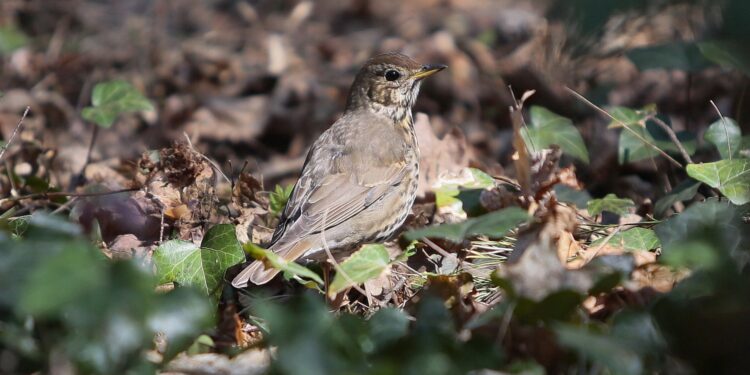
[499, 202, 586, 301]
[137, 142, 217, 239]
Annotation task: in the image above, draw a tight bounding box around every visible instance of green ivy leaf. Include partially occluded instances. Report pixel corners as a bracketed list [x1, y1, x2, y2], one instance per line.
[554, 185, 592, 208]
[618, 121, 696, 164]
[521, 106, 589, 163]
[591, 227, 660, 252]
[153, 224, 245, 297]
[243, 243, 323, 285]
[404, 207, 529, 243]
[704, 118, 742, 159]
[19, 242, 105, 316]
[653, 179, 701, 218]
[0, 26, 28, 55]
[269, 184, 294, 217]
[587, 194, 635, 216]
[82, 80, 154, 128]
[626, 42, 713, 72]
[686, 159, 750, 205]
[606, 106, 652, 129]
[699, 40, 750, 76]
[654, 199, 749, 258]
[555, 324, 643, 375]
[329, 244, 390, 296]
[434, 168, 495, 215]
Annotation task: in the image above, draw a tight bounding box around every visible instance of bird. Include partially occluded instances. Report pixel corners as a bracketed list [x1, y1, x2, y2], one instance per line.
[232, 53, 446, 287]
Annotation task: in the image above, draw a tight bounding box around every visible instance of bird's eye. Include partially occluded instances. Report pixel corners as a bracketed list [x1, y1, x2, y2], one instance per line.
[384, 70, 401, 81]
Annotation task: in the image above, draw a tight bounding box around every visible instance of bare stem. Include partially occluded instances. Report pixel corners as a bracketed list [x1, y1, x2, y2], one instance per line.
[649, 116, 694, 164]
[1, 187, 139, 205]
[0, 106, 30, 162]
[565, 87, 683, 169]
[709, 100, 733, 160]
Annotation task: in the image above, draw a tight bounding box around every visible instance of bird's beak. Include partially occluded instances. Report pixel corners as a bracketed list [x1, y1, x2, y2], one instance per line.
[413, 64, 447, 80]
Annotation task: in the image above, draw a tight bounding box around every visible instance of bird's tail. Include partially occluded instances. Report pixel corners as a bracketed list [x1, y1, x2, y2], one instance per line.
[231, 239, 314, 288]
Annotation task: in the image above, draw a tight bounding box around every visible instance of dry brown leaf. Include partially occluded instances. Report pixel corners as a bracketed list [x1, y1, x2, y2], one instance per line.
[414, 113, 472, 198]
[185, 96, 270, 144]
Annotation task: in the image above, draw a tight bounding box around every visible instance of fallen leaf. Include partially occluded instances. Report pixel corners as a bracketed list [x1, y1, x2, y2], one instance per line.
[414, 113, 473, 198]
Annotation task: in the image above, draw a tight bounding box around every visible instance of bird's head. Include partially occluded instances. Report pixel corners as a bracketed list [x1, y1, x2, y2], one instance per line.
[346, 53, 446, 121]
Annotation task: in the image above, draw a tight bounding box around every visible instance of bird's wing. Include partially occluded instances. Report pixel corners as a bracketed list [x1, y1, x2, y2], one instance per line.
[231, 163, 405, 288]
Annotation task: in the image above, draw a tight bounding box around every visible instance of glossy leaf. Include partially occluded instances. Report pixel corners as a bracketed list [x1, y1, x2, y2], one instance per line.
[329, 244, 390, 296]
[404, 207, 529, 243]
[555, 324, 643, 375]
[521, 106, 589, 163]
[686, 159, 750, 205]
[618, 121, 696, 164]
[699, 40, 750, 76]
[704, 118, 742, 159]
[591, 227, 660, 252]
[654, 199, 749, 258]
[626, 42, 713, 72]
[153, 224, 245, 296]
[587, 194, 635, 216]
[653, 179, 701, 218]
[606, 106, 652, 129]
[82, 80, 154, 128]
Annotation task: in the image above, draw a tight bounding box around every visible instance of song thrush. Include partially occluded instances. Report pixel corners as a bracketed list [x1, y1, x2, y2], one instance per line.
[232, 53, 446, 287]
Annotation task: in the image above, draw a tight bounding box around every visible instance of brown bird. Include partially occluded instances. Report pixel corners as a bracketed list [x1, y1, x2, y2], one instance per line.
[232, 53, 446, 287]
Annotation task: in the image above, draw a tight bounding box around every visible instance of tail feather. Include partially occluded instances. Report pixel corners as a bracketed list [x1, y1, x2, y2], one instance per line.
[231, 260, 278, 288]
[231, 238, 316, 288]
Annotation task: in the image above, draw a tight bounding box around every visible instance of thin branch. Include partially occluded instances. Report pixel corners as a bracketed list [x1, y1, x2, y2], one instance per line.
[709, 100, 732, 160]
[0, 187, 139, 204]
[585, 226, 622, 263]
[71, 124, 99, 188]
[0, 106, 30, 162]
[649, 116, 694, 164]
[565, 87, 683, 168]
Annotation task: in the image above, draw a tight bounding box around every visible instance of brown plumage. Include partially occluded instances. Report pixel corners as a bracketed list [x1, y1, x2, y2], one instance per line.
[232, 53, 446, 287]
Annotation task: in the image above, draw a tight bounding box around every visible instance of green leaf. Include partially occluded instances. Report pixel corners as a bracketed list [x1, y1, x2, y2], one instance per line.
[521, 106, 589, 163]
[591, 227, 660, 252]
[699, 40, 750, 76]
[329, 244, 390, 296]
[686, 159, 750, 205]
[269, 184, 294, 217]
[153, 224, 245, 296]
[653, 179, 701, 218]
[553, 184, 591, 208]
[618, 121, 696, 164]
[404, 207, 529, 243]
[660, 241, 721, 270]
[654, 199, 749, 259]
[368, 308, 410, 349]
[434, 168, 495, 214]
[0, 26, 28, 55]
[82, 80, 154, 128]
[555, 324, 643, 375]
[587, 194, 635, 216]
[704, 117, 742, 159]
[243, 243, 323, 285]
[606, 106, 651, 128]
[19, 242, 105, 316]
[626, 42, 714, 72]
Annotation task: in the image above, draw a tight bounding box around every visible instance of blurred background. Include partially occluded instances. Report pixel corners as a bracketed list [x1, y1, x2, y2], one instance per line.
[1, 0, 749, 205]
